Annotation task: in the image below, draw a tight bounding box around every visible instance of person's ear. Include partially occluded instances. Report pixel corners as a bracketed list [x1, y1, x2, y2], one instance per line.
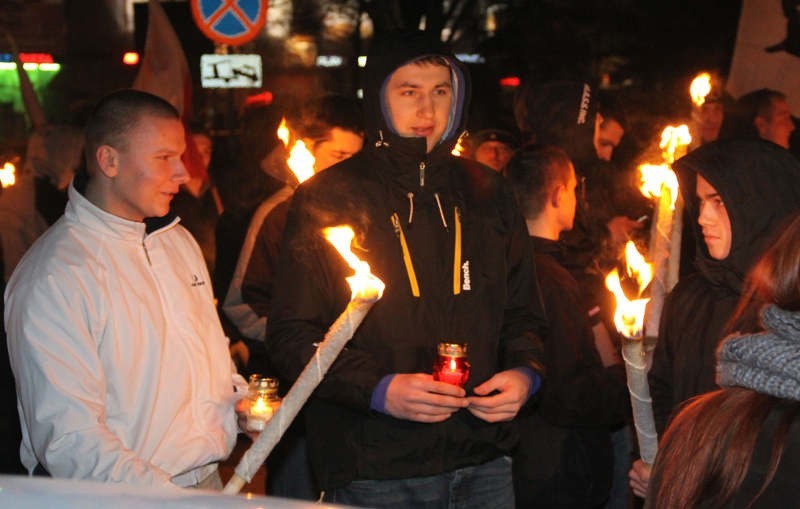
[550, 184, 564, 208]
[95, 145, 119, 178]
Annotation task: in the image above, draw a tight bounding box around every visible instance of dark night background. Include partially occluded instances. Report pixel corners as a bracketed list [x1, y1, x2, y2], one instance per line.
[0, 0, 743, 133]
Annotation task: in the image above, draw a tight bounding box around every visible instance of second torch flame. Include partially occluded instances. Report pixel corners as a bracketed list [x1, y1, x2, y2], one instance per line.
[277, 116, 317, 185]
[323, 226, 386, 301]
[605, 241, 653, 339]
[1, 162, 16, 188]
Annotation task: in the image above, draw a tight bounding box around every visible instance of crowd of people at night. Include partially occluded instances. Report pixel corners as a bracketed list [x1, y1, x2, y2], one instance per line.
[2, 27, 800, 509]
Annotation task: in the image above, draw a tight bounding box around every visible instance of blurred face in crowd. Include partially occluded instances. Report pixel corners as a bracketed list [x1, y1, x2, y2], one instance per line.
[593, 115, 625, 161]
[191, 132, 213, 171]
[698, 102, 724, 143]
[475, 140, 515, 172]
[98, 114, 188, 221]
[310, 127, 364, 171]
[696, 174, 732, 260]
[756, 98, 795, 149]
[385, 61, 452, 153]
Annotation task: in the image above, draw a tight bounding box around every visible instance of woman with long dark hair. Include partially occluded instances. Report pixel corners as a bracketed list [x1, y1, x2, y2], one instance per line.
[645, 212, 800, 508]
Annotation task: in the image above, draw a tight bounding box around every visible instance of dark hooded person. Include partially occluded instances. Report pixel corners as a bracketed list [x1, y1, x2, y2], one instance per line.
[629, 138, 800, 497]
[265, 31, 545, 508]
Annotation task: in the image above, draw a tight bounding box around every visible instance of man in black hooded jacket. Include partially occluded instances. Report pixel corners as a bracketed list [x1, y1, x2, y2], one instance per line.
[266, 31, 545, 508]
[629, 139, 800, 498]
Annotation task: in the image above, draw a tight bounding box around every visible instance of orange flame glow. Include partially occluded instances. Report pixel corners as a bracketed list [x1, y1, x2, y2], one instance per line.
[451, 133, 467, 157]
[0, 162, 16, 188]
[659, 125, 692, 164]
[277, 117, 290, 148]
[605, 241, 653, 338]
[287, 140, 316, 184]
[690, 72, 712, 107]
[323, 226, 386, 301]
[624, 241, 653, 295]
[639, 164, 679, 209]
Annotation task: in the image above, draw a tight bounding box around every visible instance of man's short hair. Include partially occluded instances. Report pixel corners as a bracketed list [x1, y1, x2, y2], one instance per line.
[84, 89, 180, 166]
[296, 94, 364, 145]
[720, 88, 788, 140]
[507, 145, 573, 219]
[741, 88, 787, 119]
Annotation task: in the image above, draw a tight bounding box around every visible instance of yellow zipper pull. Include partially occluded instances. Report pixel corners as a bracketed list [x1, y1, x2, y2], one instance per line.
[391, 213, 421, 297]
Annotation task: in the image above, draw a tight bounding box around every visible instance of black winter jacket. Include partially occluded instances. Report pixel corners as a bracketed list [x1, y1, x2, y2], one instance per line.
[266, 31, 545, 489]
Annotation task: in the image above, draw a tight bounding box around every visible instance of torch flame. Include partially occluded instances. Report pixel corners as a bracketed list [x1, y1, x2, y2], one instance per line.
[277, 117, 290, 148]
[323, 226, 386, 301]
[605, 268, 650, 339]
[605, 241, 653, 339]
[639, 164, 679, 210]
[0, 162, 16, 188]
[690, 72, 712, 107]
[659, 125, 691, 164]
[287, 140, 316, 184]
[624, 241, 654, 295]
[451, 133, 467, 157]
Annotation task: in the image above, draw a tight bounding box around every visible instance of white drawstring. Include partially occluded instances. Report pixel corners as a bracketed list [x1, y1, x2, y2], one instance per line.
[434, 193, 448, 229]
[407, 192, 415, 224]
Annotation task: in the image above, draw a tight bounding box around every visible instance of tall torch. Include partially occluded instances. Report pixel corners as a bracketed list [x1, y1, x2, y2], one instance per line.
[223, 226, 385, 494]
[638, 125, 690, 337]
[605, 241, 658, 464]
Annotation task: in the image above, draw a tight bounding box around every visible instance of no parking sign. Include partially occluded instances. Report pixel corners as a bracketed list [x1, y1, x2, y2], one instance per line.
[191, 0, 267, 46]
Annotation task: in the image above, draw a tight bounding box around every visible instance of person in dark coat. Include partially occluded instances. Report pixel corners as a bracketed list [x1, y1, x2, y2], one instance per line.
[508, 146, 629, 509]
[266, 30, 545, 508]
[645, 212, 800, 509]
[629, 138, 800, 497]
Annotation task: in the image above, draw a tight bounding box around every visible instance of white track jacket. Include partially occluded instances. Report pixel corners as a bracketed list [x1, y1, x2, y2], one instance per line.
[4, 184, 242, 486]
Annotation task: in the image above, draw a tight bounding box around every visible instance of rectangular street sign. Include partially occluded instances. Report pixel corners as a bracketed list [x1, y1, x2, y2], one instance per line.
[200, 54, 262, 88]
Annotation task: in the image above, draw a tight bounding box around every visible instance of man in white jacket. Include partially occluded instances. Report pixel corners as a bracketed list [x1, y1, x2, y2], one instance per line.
[4, 89, 245, 488]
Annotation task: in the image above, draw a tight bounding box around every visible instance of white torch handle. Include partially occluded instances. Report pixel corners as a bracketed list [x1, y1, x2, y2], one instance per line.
[621, 337, 659, 465]
[223, 295, 378, 494]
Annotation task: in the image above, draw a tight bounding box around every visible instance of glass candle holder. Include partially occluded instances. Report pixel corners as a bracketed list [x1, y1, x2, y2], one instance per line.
[433, 342, 470, 387]
[246, 375, 281, 432]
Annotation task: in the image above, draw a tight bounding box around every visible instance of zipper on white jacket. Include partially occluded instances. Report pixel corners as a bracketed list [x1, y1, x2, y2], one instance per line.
[142, 240, 152, 265]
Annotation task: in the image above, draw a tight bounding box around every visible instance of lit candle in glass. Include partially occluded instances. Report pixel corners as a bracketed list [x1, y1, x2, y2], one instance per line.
[433, 342, 470, 387]
[246, 375, 280, 432]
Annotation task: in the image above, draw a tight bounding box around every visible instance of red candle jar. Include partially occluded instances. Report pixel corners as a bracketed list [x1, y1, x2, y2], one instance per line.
[433, 342, 470, 387]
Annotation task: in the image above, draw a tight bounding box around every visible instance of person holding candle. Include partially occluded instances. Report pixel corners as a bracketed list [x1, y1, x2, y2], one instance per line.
[4, 90, 246, 488]
[508, 145, 630, 508]
[266, 30, 545, 508]
[629, 138, 800, 498]
[222, 94, 365, 502]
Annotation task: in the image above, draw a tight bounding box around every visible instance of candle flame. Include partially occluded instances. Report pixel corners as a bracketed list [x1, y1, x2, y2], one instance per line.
[639, 164, 679, 209]
[690, 72, 712, 107]
[0, 162, 16, 188]
[253, 397, 269, 413]
[287, 140, 316, 184]
[323, 226, 386, 301]
[277, 117, 290, 147]
[659, 125, 692, 164]
[449, 358, 457, 371]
